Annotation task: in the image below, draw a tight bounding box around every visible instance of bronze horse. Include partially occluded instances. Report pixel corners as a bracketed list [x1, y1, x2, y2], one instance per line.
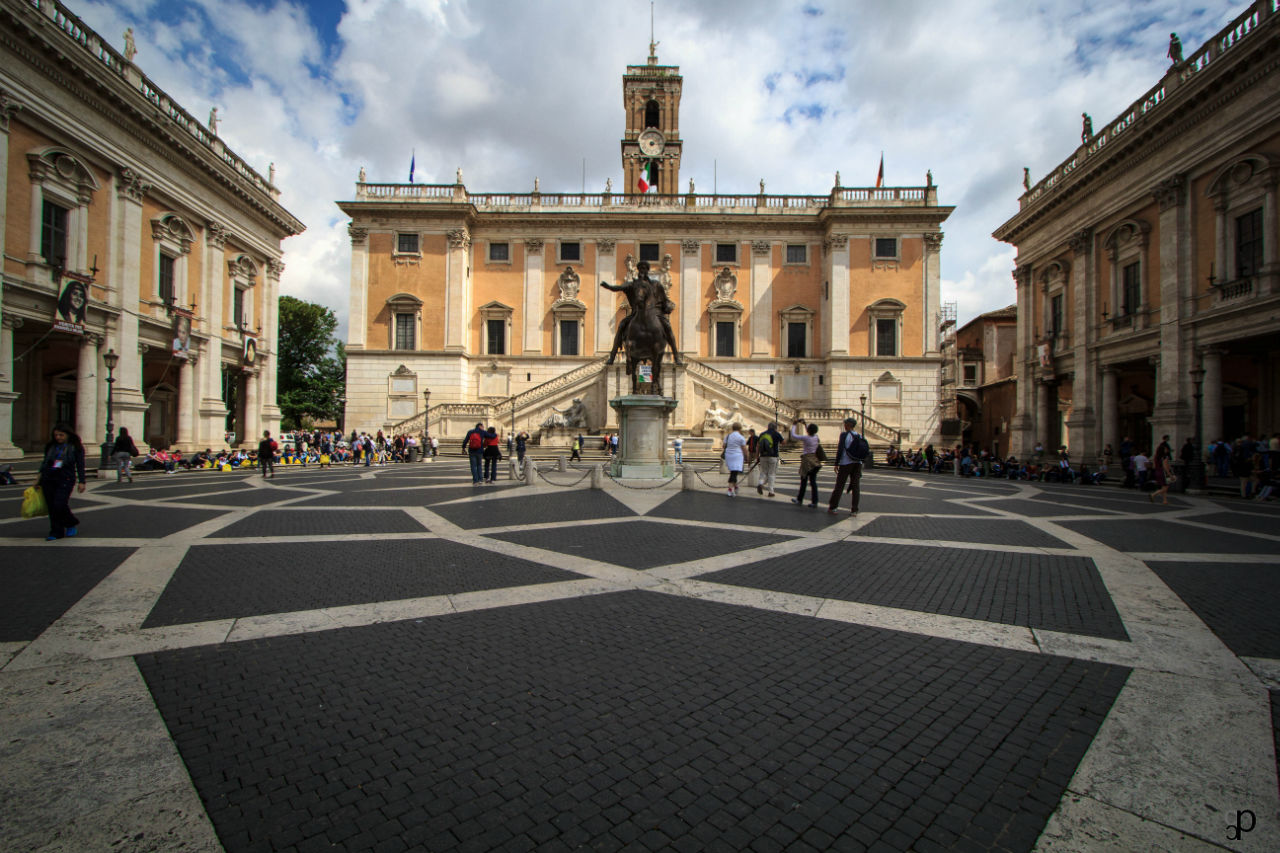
[601, 262, 671, 395]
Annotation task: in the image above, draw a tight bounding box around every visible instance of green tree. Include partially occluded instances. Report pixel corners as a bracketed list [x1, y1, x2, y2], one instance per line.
[276, 295, 345, 429]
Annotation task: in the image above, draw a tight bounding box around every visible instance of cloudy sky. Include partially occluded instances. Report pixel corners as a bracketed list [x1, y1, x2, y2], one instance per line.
[76, 0, 1243, 339]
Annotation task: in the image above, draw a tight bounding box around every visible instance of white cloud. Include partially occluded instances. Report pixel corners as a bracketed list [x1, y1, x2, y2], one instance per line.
[75, 0, 1245, 340]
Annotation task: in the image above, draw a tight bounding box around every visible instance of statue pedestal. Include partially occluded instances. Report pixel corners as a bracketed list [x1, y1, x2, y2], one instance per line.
[609, 394, 677, 478]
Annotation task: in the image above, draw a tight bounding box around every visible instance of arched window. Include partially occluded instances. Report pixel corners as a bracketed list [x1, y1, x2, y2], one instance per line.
[644, 100, 660, 129]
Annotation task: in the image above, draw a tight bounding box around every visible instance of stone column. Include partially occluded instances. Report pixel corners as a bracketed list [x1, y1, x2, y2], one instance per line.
[1010, 265, 1035, 455]
[1201, 348, 1224, 444]
[1101, 366, 1118, 452]
[595, 239, 618, 353]
[0, 316, 23, 459]
[679, 240, 700, 356]
[922, 232, 943, 356]
[0, 90, 16, 272]
[1036, 380, 1051, 451]
[113, 169, 149, 417]
[1262, 179, 1278, 296]
[243, 368, 260, 445]
[1065, 228, 1096, 458]
[1150, 175, 1191, 444]
[521, 238, 543, 353]
[749, 241, 772, 356]
[27, 162, 44, 271]
[75, 333, 99, 440]
[346, 225, 369, 348]
[177, 353, 196, 449]
[445, 228, 470, 351]
[200, 222, 229, 445]
[261, 260, 284, 434]
[823, 236, 850, 356]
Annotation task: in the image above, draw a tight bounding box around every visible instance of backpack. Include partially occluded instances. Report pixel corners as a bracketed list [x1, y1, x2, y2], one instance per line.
[850, 433, 870, 461]
[758, 433, 774, 454]
[468, 431, 482, 450]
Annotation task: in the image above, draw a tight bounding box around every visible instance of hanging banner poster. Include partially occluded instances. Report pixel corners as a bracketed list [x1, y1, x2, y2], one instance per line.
[171, 308, 194, 359]
[52, 277, 89, 335]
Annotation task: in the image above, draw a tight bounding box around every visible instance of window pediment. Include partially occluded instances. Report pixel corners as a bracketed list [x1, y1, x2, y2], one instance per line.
[27, 147, 100, 195]
[386, 292, 424, 310]
[228, 254, 260, 282]
[1102, 219, 1150, 255]
[1206, 153, 1279, 199]
[151, 213, 195, 254]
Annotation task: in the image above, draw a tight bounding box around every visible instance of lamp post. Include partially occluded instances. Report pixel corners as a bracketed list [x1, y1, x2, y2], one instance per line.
[859, 393, 867, 427]
[100, 348, 119, 469]
[422, 388, 431, 435]
[1188, 366, 1206, 493]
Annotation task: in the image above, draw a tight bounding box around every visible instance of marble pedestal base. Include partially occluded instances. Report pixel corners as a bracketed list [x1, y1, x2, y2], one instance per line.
[609, 394, 677, 478]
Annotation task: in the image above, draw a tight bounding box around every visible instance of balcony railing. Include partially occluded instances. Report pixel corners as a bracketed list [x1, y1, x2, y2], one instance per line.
[1215, 277, 1254, 302]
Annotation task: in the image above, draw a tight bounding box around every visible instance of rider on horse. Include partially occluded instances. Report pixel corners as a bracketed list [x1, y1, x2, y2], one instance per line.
[602, 261, 680, 365]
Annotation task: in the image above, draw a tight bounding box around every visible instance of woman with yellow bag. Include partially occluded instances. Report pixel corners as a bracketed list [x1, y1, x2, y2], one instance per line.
[38, 422, 87, 540]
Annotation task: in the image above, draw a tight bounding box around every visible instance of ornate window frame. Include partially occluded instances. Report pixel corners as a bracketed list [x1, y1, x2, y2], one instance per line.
[557, 240, 582, 264]
[867, 298, 906, 357]
[486, 240, 511, 264]
[550, 266, 586, 357]
[784, 243, 809, 266]
[1206, 153, 1278, 283]
[779, 304, 815, 359]
[392, 231, 422, 266]
[150, 213, 195, 311]
[479, 300, 514, 356]
[27, 146, 100, 273]
[1102, 220, 1150, 329]
[385, 292, 423, 351]
[1037, 260, 1069, 347]
[714, 242, 740, 266]
[872, 235, 900, 271]
[227, 255, 260, 332]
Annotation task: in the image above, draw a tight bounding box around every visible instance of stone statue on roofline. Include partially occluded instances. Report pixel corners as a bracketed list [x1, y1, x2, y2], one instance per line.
[209, 107, 220, 136]
[1167, 33, 1183, 65]
[1023, 167, 1031, 191]
[123, 27, 137, 62]
[1081, 112, 1093, 144]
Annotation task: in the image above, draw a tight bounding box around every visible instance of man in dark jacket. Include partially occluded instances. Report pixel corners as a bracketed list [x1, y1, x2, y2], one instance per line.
[828, 417, 869, 515]
[755, 421, 783, 496]
[257, 431, 278, 479]
[462, 422, 485, 483]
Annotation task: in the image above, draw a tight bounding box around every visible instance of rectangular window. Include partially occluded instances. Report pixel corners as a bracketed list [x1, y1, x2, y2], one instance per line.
[488, 242, 509, 262]
[1121, 262, 1140, 315]
[785, 244, 807, 264]
[559, 319, 579, 356]
[874, 237, 898, 258]
[41, 200, 69, 265]
[394, 313, 415, 350]
[1236, 208, 1263, 277]
[962, 364, 978, 385]
[1050, 294, 1064, 336]
[786, 321, 806, 358]
[486, 318, 505, 355]
[397, 233, 419, 254]
[639, 242, 660, 262]
[875, 317, 897, 356]
[233, 287, 245, 327]
[559, 241, 581, 262]
[715, 243, 738, 264]
[158, 253, 176, 305]
[715, 321, 736, 357]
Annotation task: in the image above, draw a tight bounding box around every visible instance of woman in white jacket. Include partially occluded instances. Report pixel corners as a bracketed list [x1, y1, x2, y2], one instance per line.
[723, 423, 748, 496]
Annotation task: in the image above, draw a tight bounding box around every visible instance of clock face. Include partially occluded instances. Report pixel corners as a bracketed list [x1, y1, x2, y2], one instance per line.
[638, 129, 664, 156]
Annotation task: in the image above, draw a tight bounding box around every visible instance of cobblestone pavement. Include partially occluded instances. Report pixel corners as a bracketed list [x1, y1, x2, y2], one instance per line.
[1, 459, 1277, 852]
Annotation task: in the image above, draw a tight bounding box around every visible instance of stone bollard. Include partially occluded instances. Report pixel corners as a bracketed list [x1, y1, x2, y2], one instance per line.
[524, 457, 537, 485]
[508, 457, 520, 480]
[557, 454, 567, 472]
[747, 466, 760, 487]
[682, 466, 698, 490]
[591, 464, 604, 489]
[719, 458, 727, 475]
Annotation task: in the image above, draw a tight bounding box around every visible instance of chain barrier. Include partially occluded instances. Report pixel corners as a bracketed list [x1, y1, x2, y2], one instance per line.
[691, 459, 760, 490]
[603, 469, 681, 489]
[533, 466, 594, 486]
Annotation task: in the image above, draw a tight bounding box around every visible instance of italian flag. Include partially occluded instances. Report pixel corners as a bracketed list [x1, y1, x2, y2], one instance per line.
[637, 159, 655, 193]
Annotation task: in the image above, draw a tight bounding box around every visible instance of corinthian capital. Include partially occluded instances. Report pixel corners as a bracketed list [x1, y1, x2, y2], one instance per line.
[266, 259, 285, 280]
[1067, 228, 1092, 255]
[117, 168, 150, 203]
[923, 232, 944, 251]
[1152, 173, 1185, 212]
[348, 224, 368, 244]
[206, 221, 230, 249]
[448, 229, 472, 249]
[0, 88, 22, 132]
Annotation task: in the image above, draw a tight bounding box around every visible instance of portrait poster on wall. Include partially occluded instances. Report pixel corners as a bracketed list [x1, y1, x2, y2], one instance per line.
[243, 335, 257, 367]
[52, 276, 89, 335]
[171, 308, 194, 359]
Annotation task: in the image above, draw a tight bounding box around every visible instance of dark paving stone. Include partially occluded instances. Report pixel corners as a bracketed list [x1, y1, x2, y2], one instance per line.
[432, 490, 633, 528]
[1035, 489, 1189, 513]
[136, 591, 1130, 853]
[1210, 499, 1279, 516]
[162, 487, 314, 508]
[213, 509, 428, 538]
[93, 480, 255, 501]
[0, 546, 135, 641]
[142, 539, 582, 627]
[488, 519, 793, 569]
[852, 494, 1000, 516]
[855, 517, 1073, 549]
[1272, 691, 1280, 801]
[914, 479, 1022, 495]
[1192, 512, 1280, 537]
[1, 505, 226, 540]
[980, 499, 1123, 518]
[297, 485, 521, 507]
[1146, 561, 1280, 658]
[647, 491, 848, 531]
[699, 542, 1128, 640]
[1058, 519, 1277, 554]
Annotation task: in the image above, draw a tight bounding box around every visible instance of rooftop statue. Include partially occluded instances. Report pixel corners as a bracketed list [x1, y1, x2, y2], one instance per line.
[1081, 112, 1092, 144]
[1168, 33, 1183, 65]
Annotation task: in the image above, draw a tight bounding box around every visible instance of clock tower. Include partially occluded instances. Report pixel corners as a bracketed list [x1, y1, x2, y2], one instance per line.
[622, 41, 683, 195]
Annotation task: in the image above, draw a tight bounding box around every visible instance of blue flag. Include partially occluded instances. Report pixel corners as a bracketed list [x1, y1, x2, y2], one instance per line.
[408, 151, 415, 183]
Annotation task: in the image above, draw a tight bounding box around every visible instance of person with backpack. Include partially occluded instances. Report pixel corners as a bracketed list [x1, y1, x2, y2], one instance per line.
[482, 426, 503, 483]
[828, 417, 869, 515]
[755, 421, 783, 496]
[463, 422, 485, 484]
[111, 426, 139, 482]
[257, 430, 278, 479]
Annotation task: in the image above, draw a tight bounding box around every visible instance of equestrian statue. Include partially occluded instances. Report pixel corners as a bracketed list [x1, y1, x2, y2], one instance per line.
[601, 260, 679, 396]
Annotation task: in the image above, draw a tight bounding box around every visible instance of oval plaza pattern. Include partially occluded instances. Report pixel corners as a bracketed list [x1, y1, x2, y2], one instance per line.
[1, 460, 1277, 852]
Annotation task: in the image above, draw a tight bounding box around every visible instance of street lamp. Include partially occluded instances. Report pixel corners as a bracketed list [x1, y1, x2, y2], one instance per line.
[422, 388, 431, 434]
[1188, 366, 1206, 492]
[859, 393, 867, 427]
[100, 348, 119, 469]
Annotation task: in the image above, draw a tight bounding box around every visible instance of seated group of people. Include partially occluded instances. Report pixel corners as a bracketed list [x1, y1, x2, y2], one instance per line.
[880, 444, 1106, 484]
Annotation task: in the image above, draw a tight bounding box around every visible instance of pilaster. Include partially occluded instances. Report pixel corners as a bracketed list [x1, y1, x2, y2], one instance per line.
[595, 239, 617, 353]
[749, 241, 772, 356]
[445, 228, 470, 351]
[113, 168, 149, 408]
[75, 333, 100, 440]
[347, 225, 369, 348]
[522, 238, 544, 353]
[922, 232, 943, 356]
[0, 315, 23, 459]
[177, 353, 196, 448]
[1065, 228, 1096, 457]
[823, 236, 850, 357]
[1152, 175, 1191, 442]
[679, 240, 700, 355]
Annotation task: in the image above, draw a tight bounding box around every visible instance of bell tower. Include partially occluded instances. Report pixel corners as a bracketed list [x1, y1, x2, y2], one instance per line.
[621, 40, 683, 195]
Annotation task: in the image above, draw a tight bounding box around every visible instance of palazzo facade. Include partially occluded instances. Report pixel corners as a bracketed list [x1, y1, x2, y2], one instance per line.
[0, 0, 303, 460]
[994, 0, 1280, 461]
[342, 48, 951, 444]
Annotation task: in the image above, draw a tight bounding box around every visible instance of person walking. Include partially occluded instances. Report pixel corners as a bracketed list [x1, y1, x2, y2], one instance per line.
[39, 423, 87, 541]
[111, 427, 138, 483]
[570, 434, 582, 462]
[257, 431, 277, 479]
[790, 419, 823, 507]
[515, 431, 528, 464]
[755, 421, 783, 496]
[1151, 444, 1175, 504]
[723, 423, 747, 497]
[672, 435, 683, 464]
[827, 417, 869, 515]
[482, 426, 502, 483]
[463, 422, 485, 483]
